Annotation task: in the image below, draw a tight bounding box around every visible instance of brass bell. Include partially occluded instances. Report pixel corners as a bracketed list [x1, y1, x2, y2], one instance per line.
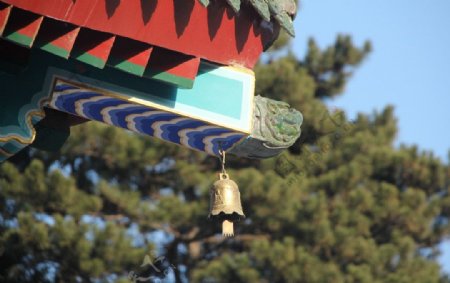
[209, 173, 245, 237]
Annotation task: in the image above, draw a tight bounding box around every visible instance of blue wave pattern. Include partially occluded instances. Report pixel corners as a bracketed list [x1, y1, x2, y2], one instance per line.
[50, 82, 246, 155]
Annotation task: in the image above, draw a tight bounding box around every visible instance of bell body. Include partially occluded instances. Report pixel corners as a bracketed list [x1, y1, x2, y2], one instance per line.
[209, 173, 244, 236]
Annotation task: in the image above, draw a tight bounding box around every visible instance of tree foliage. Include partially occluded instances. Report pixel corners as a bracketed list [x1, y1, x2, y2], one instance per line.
[1, 35, 449, 283]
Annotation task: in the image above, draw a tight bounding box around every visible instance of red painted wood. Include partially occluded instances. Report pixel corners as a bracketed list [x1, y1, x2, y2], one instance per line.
[147, 47, 200, 82]
[0, 0, 277, 68]
[35, 18, 80, 58]
[1, 0, 74, 20]
[3, 7, 43, 47]
[109, 37, 153, 68]
[71, 28, 115, 68]
[0, 3, 11, 36]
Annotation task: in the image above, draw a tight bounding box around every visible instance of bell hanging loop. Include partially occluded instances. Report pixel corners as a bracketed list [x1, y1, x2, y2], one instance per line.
[219, 172, 228, 180]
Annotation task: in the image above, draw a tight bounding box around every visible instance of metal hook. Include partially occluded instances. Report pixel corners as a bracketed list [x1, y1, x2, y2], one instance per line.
[218, 148, 226, 175]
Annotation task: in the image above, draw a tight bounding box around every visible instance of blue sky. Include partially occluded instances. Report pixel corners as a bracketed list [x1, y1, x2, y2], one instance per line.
[291, 0, 450, 274]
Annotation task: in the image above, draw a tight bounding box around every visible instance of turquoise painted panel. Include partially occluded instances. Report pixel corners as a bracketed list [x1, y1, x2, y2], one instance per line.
[176, 65, 243, 119]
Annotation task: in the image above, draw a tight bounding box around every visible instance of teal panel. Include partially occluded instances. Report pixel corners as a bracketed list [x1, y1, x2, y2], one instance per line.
[175, 66, 243, 119]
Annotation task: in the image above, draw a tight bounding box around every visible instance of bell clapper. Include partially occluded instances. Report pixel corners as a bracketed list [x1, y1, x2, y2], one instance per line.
[222, 220, 234, 237]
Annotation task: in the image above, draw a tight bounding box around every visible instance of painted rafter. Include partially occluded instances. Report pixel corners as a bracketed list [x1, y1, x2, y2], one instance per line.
[0, 5, 201, 89]
[0, 0, 279, 69]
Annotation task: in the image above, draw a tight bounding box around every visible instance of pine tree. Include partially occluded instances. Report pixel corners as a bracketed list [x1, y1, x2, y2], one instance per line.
[1, 33, 449, 283]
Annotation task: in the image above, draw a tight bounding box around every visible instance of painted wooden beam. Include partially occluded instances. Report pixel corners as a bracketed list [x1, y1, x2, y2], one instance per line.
[0, 3, 11, 36]
[144, 47, 200, 89]
[0, 47, 255, 160]
[71, 28, 115, 69]
[108, 37, 153, 77]
[47, 62, 255, 134]
[49, 80, 247, 156]
[3, 7, 43, 48]
[34, 18, 80, 59]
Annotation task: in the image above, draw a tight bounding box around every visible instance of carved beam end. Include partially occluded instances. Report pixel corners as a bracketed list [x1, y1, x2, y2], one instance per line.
[229, 95, 302, 159]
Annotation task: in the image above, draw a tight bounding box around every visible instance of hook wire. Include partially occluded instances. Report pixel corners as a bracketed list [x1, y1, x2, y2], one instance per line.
[219, 149, 227, 175]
